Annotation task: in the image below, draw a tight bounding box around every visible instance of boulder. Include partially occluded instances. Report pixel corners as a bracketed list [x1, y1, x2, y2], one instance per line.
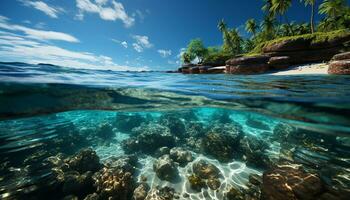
[226, 55, 271, 66]
[188, 174, 207, 192]
[227, 64, 270, 74]
[263, 37, 311, 53]
[133, 183, 150, 200]
[192, 160, 221, 179]
[268, 56, 291, 70]
[189, 66, 200, 74]
[328, 60, 350, 75]
[261, 165, 324, 200]
[169, 147, 193, 166]
[153, 155, 179, 182]
[145, 186, 178, 200]
[332, 51, 350, 61]
[66, 148, 101, 174]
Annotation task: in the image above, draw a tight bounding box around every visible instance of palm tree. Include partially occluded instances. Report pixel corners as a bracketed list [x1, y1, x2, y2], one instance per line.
[245, 19, 258, 37]
[261, 15, 276, 40]
[319, 0, 346, 19]
[301, 0, 316, 33]
[262, 0, 275, 17]
[270, 0, 293, 34]
[218, 19, 228, 33]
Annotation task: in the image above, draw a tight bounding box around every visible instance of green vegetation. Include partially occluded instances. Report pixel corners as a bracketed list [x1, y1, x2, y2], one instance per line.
[181, 0, 350, 65]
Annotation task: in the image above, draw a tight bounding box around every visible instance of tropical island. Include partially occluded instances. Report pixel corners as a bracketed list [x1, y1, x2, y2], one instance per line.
[179, 0, 350, 75]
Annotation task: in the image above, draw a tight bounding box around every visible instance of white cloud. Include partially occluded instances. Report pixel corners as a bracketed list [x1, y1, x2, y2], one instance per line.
[21, 1, 63, 18]
[158, 49, 172, 58]
[0, 30, 146, 71]
[111, 39, 128, 48]
[132, 43, 143, 52]
[76, 0, 135, 27]
[0, 16, 79, 42]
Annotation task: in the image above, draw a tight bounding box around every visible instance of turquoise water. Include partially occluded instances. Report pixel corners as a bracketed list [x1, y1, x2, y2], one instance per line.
[0, 62, 350, 199]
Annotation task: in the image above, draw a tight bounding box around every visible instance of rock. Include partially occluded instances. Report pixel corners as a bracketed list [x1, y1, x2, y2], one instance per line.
[239, 135, 270, 168]
[225, 187, 245, 200]
[263, 38, 311, 53]
[328, 60, 350, 75]
[105, 155, 138, 174]
[66, 148, 101, 173]
[155, 147, 170, 157]
[226, 55, 271, 66]
[145, 186, 177, 200]
[202, 123, 243, 162]
[185, 122, 206, 138]
[192, 160, 221, 179]
[123, 123, 176, 154]
[188, 174, 207, 192]
[332, 51, 350, 61]
[93, 167, 135, 200]
[226, 55, 271, 74]
[207, 177, 221, 190]
[153, 155, 179, 182]
[268, 56, 291, 70]
[96, 123, 115, 140]
[189, 66, 200, 74]
[115, 113, 145, 132]
[169, 147, 193, 166]
[261, 165, 324, 200]
[133, 183, 150, 200]
[159, 113, 186, 138]
[62, 171, 95, 197]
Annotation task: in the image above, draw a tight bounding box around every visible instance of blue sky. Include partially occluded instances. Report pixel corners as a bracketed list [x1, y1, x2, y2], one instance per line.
[0, 0, 347, 71]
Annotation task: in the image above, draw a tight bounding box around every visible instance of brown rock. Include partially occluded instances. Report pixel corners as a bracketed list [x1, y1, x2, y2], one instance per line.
[268, 56, 291, 70]
[263, 38, 311, 53]
[332, 52, 350, 61]
[328, 60, 350, 75]
[261, 165, 324, 200]
[189, 67, 200, 74]
[226, 55, 270, 66]
[228, 64, 270, 74]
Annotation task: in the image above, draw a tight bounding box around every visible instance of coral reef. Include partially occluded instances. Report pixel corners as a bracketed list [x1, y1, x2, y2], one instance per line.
[153, 155, 179, 182]
[169, 147, 193, 167]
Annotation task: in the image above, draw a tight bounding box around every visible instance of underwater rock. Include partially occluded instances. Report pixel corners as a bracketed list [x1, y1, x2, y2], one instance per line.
[123, 123, 176, 154]
[192, 160, 221, 179]
[62, 171, 95, 197]
[188, 174, 207, 192]
[96, 123, 115, 140]
[207, 177, 221, 190]
[185, 122, 206, 138]
[66, 148, 101, 173]
[115, 113, 145, 132]
[145, 186, 178, 200]
[261, 165, 324, 200]
[133, 183, 150, 200]
[184, 137, 202, 153]
[159, 113, 186, 138]
[239, 135, 271, 168]
[202, 123, 243, 162]
[155, 147, 170, 158]
[246, 117, 270, 131]
[225, 187, 245, 200]
[93, 167, 135, 200]
[153, 155, 179, 182]
[169, 147, 193, 167]
[105, 155, 138, 174]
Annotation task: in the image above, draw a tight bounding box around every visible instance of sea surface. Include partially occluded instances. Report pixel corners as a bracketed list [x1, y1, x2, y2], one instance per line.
[0, 62, 350, 200]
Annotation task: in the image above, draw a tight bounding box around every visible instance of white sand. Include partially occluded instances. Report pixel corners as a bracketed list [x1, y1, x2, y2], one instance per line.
[270, 63, 329, 75]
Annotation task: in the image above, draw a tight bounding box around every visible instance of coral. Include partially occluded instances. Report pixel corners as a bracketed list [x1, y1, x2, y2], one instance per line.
[207, 177, 221, 190]
[153, 155, 179, 182]
[123, 123, 176, 154]
[169, 147, 193, 167]
[133, 183, 150, 200]
[145, 186, 178, 200]
[155, 147, 170, 157]
[115, 113, 145, 132]
[239, 135, 271, 168]
[96, 123, 115, 140]
[225, 187, 245, 200]
[185, 122, 206, 138]
[202, 123, 243, 162]
[104, 155, 138, 175]
[93, 167, 135, 200]
[188, 174, 207, 191]
[159, 113, 186, 138]
[66, 148, 101, 173]
[192, 160, 221, 179]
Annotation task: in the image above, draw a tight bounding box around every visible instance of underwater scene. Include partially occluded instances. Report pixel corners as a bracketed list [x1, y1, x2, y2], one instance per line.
[1, 63, 350, 200]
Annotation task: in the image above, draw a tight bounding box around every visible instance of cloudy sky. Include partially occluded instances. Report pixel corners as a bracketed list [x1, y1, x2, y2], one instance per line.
[0, 0, 332, 71]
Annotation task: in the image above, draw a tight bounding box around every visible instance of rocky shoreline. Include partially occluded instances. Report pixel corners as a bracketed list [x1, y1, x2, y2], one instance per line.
[178, 32, 350, 75]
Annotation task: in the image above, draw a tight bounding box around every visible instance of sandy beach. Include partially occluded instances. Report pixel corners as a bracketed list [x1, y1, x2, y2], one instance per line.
[270, 63, 329, 75]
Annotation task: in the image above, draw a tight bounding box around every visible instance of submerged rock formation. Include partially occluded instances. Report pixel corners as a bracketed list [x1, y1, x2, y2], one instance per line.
[153, 155, 179, 182]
